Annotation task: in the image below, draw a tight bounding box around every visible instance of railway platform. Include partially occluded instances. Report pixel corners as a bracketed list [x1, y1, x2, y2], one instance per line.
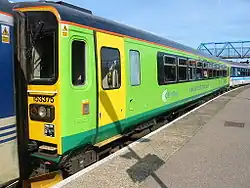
[53, 85, 250, 188]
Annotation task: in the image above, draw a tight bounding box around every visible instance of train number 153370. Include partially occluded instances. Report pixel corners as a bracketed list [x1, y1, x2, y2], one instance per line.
[33, 96, 54, 103]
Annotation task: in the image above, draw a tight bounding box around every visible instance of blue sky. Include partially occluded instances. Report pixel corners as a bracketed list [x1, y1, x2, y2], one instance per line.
[13, 0, 250, 48]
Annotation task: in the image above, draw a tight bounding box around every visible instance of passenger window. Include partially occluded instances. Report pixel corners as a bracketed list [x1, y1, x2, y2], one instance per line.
[208, 63, 213, 78]
[233, 67, 237, 77]
[178, 58, 187, 81]
[213, 64, 217, 78]
[188, 60, 196, 80]
[101, 47, 121, 89]
[163, 55, 177, 82]
[129, 50, 141, 86]
[72, 41, 86, 86]
[203, 62, 208, 79]
[224, 66, 227, 77]
[218, 65, 221, 77]
[216, 65, 219, 77]
[220, 65, 224, 77]
[237, 68, 241, 76]
[196, 62, 203, 79]
[230, 67, 234, 77]
[241, 68, 244, 77]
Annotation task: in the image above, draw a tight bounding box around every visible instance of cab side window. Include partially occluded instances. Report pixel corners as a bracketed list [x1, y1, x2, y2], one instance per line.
[101, 47, 121, 89]
[72, 41, 86, 86]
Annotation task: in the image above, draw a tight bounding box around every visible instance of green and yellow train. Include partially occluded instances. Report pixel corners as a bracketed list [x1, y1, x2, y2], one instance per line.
[13, 1, 229, 176]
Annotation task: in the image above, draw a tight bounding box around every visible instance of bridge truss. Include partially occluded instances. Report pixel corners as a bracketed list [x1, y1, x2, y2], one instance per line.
[197, 41, 250, 61]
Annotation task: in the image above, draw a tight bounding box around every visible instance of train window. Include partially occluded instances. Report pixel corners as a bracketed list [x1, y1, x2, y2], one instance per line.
[178, 58, 188, 81]
[240, 68, 244, 77]
[101, 47, 121, 89]
[163, 55, 177, 82]
[188, 60, 196, 80]
[234, 67, 238, 77]
[196, 62, 203, 79]
[218, 66, 221, 77]
[213, 64, 217, 78]
[216, 65, 220, 77]
[223, 66, 227, 77]
[237, 68, 241, 77]
[72, 41, 86, 86]
[30, 31, 56, 82]
[230, 67, 234, 77]
[129, 50, 141, 86]
[208, 63, 213, 78]
[238, 68, 241, 76]
[220, 65, 224, 77]
[203, 62, 208, 79]
[241, 68, 244, 77]
[234, 67, 236, 76]
[27, 11, 58, 84]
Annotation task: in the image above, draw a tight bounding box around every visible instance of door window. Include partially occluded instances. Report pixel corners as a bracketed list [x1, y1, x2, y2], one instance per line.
[101, 47, 121, 89]
[72, 41, 86, 86]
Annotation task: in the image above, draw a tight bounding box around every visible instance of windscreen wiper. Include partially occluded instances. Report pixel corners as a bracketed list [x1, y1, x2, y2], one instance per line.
[27, 21, 44, 58]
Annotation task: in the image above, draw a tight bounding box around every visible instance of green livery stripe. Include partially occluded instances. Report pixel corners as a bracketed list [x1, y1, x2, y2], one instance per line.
[31, 153, 62, 163]
[62, 86, 226, 154]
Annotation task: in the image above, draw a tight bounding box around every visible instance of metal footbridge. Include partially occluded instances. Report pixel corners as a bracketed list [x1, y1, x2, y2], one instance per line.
[197, 41, 250, 61]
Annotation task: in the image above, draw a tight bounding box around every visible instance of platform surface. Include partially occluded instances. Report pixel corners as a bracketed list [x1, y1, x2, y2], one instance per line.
[54, 86, 250, 188]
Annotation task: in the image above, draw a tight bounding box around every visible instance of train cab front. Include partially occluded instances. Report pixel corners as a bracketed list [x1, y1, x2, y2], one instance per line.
[14, 6, 62, 173]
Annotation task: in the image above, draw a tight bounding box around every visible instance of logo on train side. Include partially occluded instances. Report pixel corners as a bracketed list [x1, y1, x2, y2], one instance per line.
[61, 24, 69, 37]
[162, 89, 169, 102]
[162, 89, 179, 102]
[1, 25, 10, 44]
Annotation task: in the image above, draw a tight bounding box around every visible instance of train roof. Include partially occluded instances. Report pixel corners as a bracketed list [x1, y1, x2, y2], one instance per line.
[0, 0, 14, 14]
[14, 1, 230, 62]
[14, 1, 250, 69]
[224, 61, 250, 68]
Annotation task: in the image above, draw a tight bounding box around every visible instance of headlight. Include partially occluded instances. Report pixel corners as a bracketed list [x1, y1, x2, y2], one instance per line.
[38, 106, 47, 118]
[30, 104, 55, 122]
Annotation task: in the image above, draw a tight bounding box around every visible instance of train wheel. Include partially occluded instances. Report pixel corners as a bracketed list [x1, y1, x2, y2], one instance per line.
[62, 147, 98, 177]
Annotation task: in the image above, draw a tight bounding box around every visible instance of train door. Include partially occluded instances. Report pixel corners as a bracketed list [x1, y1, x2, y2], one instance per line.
[96, 32, 126, 141]
[0, 10, 20, 186]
